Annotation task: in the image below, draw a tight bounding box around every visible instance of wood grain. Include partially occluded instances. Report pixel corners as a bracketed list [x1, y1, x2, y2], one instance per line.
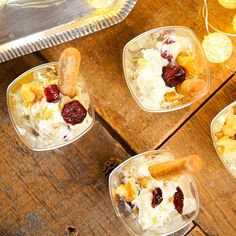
[0, 55, 128, 236]
[39, 0, 235, 153]
[162, 75, 236, 236]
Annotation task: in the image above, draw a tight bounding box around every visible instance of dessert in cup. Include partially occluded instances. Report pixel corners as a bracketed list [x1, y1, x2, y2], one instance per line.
[211, 101, 236, 178]
[109, 150, 202, 236]
[7, 48, 94, 151]
[123, 26, 210, 112]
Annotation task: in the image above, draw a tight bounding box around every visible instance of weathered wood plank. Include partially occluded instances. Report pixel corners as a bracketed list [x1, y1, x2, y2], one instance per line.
[0, 55, 128, 236]
[162, 75, 236, 236]
[39, 0, 235, 153]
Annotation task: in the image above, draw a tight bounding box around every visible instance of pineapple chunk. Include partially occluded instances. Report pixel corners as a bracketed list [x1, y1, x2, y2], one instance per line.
[217, 138, 236, 157]
[116, 181, 138, 202]
[176, 52, 198, 75]
[222, 115, 236, 137]
[20, 81, 43, 107]
[137, 58, 147, 67]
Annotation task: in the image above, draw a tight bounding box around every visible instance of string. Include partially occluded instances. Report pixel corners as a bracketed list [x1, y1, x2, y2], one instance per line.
[203, 0, 236, 74]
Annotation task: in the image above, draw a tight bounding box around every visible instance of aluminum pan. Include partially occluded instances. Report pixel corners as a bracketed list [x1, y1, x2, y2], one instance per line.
[0, 0, 137, 63]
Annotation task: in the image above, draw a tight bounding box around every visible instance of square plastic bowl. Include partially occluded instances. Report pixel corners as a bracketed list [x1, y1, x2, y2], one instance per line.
[123, 26, 210, 113]
[109, 150, 200, 236]
[7, 62, 95, 151]
[211, 101, 236, 178]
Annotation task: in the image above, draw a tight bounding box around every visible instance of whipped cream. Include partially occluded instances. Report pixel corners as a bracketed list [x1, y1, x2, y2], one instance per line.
[117, 155, 197, 232]
[130, 34, 193, 110]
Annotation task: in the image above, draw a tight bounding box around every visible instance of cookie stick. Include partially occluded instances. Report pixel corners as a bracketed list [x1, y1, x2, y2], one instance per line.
[149, 155, 203, 180]
[58, 47, 81, 98]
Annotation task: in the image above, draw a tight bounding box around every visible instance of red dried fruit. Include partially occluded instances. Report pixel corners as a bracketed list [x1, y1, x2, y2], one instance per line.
[61, 100, 87, 125]
[162, 65, 186, 87]
[173, 187, 184, 214]
[151, 187, 163, 208]
[164, 38, 175, 44]
[161, 50, 173, 62]
[44, 85, 60, 103]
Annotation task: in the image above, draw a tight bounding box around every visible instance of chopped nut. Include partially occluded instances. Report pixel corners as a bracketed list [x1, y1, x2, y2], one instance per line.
[164, 91, 180, 103]
[215, 131, 224, 140]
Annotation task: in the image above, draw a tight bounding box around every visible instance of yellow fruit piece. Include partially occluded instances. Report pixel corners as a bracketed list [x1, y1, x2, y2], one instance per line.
[176, 52, 198, 75]
[217, 138, 236, 157]
[20, 81, 43, 107]
[116, 181, 137, 202]
[41, 107, 53, 120]
[222, 115, 236, 137]
[137, 58, 147, 67]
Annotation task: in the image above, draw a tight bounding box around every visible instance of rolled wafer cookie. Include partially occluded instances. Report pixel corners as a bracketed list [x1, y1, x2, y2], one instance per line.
[58, 47, 81, 98]
[149, 155, 203, 180]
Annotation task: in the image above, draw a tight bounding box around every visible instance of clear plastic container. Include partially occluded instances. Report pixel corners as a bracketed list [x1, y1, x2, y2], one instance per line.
[4, 0, 65, 8]
[123, 26, 210, 113]
[210, 101, 236, 178]
[109, 150, 200, 236]
[7, 62, 95, 151]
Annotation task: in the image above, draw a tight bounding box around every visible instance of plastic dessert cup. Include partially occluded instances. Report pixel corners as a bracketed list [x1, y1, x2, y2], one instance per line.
[123, 26, 210, 113]
[211, 101, 236, 178]
[7, 62, 95, 151]
[109, 150, 200, 236]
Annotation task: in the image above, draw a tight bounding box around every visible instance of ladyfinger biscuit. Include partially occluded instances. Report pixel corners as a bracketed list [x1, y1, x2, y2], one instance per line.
[58, 47, 81, 98]
[149, 155, 203, 180]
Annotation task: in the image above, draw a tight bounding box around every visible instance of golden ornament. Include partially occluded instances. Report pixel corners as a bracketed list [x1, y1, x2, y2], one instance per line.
[202, 32, 233, 63]
[218, 0, 236, 9]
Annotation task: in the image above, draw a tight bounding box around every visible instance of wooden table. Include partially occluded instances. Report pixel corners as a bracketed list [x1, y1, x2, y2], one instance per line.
[0, 0, 235, 235]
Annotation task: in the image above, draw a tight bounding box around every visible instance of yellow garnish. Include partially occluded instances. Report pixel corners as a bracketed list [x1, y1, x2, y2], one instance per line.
[137, 58, 147, 67]
[20, 81, 43, 107]
[176, 52, 198, 75]
[42, 107, 53, 120]
[116, 181, 138, 202]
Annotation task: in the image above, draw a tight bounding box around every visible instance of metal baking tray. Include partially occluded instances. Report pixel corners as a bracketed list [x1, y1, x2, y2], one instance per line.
[0, 0, 137, 63]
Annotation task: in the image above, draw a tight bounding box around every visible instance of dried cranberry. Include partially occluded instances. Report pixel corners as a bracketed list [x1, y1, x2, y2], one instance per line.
[61, 100, 87, 125]
[151, 187, 163, 208]
[44, 85, 60, 103]
[161, 50, 173, 62]
[162, 65, 186, 87]
[173, 187, 184, 214]
[164, 38, 175, 44]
